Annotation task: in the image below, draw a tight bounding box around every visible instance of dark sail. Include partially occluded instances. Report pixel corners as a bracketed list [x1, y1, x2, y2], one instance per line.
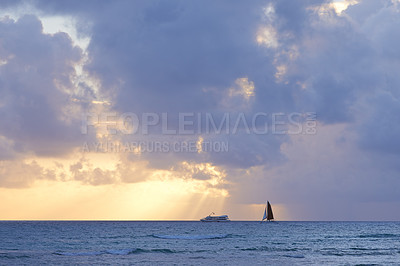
[267, 201, 274, 220]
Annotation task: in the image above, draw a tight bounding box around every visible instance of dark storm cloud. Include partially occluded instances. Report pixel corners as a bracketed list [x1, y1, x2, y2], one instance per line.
[84, 0, 269, 114]
[35, 0, 298, 169]
[0, 15, 95, 156]
[14, 0, 399, 160]
[358, 92, 400, 154]
[29, 0, 302, 113]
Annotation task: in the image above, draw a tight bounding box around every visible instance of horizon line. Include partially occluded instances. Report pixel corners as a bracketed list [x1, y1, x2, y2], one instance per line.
[1, 219, 399, 222]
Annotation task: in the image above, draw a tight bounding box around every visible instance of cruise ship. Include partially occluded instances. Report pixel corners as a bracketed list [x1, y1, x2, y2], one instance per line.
[200, 213, 230, 222]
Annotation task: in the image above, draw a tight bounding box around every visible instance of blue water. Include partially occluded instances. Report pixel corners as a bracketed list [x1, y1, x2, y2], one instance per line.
[1, 221, 400, 265]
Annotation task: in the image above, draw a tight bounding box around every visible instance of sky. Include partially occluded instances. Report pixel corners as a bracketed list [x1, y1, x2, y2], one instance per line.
[0, 0, 399, 220]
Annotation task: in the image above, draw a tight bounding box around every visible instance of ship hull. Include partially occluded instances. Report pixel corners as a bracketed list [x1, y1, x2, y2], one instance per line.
[200, 219, 230, 222]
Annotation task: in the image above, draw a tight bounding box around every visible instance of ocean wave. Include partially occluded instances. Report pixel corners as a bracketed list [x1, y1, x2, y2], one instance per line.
[104, 249, 137, 255]
[0, 252, 31, 259]
[358, 233, 400, 239]
[240, 246, 309, 252]
[98, 235, 127, 239]
[320, 248, 395, 257]
[54, 251, 104, 256]
[238, 247, 306, 259]
[138, 248, 176, 254]
[282, 254, 305, 259]
[53, 248, 177, 256]
[349, 247, 383, 251]
[188, 256, 208, 259]
[152, 234, 230, 240]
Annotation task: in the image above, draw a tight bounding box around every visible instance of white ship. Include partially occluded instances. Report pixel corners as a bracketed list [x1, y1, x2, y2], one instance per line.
[200, 212, 230, 222]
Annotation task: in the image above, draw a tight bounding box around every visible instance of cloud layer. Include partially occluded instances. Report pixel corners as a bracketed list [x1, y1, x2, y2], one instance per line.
[1, 0, 400, 219]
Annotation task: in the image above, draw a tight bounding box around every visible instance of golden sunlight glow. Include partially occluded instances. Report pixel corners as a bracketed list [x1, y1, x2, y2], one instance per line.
[228, 77, 255, 100]
[275, 64, 287, 82]
[236, 77, 255, 99]
[256, 25, 278, 48]
[0, 178, 229, 220]
[92, 100, 111, 105]
[173, 161, 229, 197]
[309, 0, 359, 17]
[196, 136, 204, 153]
[0, 153, 232, 220]
[331, 0, 359, 14]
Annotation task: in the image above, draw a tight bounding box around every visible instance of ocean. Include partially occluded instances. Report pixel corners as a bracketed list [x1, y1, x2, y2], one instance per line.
[1, 221, 399, 265]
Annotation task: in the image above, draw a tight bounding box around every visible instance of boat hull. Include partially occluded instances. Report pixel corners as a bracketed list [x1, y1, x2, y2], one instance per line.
[200, 219, 230, 222]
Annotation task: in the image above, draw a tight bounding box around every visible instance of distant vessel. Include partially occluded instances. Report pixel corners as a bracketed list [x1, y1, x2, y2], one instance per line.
[200, 212, 230, 222]
[261, 201, 274, 222]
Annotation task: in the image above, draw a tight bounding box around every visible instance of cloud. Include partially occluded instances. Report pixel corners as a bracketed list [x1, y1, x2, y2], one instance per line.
[83, 1, 271, 114]
[358, 91, 400, 154]
[0, 135, 16, 160]
[69, 156, 155, 185]
[1, 0, 400, 219]
[0, 159, 55, 188]
[0, 14, 93, 156]
[230, 123, 400, 220]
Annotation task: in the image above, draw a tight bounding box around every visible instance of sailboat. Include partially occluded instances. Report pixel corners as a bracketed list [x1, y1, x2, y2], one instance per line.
[261, 201, 274, 222]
